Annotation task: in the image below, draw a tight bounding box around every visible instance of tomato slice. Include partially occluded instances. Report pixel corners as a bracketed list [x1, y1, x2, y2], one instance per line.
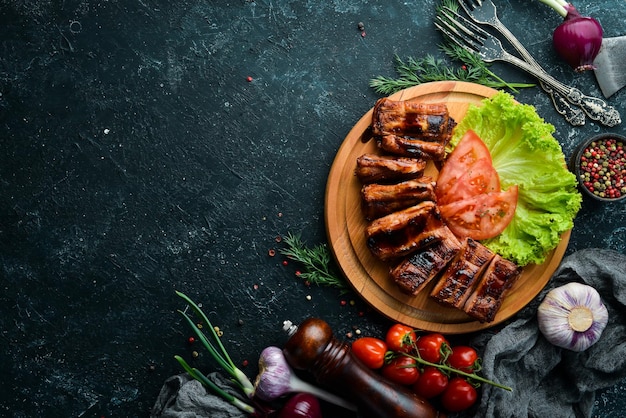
[439, 185, 519, 240]
[436, 130, 493, 197]
[437, 157, 500, 205]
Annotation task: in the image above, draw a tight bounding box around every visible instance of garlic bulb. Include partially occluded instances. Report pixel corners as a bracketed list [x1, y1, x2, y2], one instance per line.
[537, 282, 609, 352]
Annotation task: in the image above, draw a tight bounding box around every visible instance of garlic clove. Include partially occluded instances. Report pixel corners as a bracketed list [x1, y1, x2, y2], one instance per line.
[537, 282, 609, 352]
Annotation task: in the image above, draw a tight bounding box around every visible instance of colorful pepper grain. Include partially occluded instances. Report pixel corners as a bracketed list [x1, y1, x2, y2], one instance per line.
[578, 137, 626, 199]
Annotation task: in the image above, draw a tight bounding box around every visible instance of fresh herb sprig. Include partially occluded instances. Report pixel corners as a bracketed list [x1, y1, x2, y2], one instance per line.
[370, 0, 535, 95]
[279, 233, 348, 292]
[370, 49, 534, 96]
[174, 291, 257, 414]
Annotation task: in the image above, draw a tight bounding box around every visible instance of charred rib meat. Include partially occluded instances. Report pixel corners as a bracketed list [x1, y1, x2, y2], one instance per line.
[355, 154, 427, 184]
[370, 98, 456, 161]
[377, 134, 446, 161]
[463, 254, 522, 323]
[371, 98, 454, 140]
[390, 232, 461, 295]
[361, 177, 436, 221]
[430, 239, 495, 309]
[365, 201, 449, 261]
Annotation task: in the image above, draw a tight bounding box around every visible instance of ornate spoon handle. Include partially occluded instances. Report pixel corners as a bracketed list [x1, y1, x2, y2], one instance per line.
[503, 53, 621, 127]
[539, 82, 586, 126]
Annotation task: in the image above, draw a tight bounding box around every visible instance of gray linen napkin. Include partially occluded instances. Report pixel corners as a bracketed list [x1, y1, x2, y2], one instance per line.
[466, 248, 626, 418]
[151, 372, 248, 418]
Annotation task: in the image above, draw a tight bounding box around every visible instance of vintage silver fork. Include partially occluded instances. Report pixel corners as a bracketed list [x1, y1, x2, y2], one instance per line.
[435, 6, 621, 127]
[458, 0, 586, 126]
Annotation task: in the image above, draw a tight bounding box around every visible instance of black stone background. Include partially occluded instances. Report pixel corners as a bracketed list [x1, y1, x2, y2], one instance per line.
[1, 0, 625, 417]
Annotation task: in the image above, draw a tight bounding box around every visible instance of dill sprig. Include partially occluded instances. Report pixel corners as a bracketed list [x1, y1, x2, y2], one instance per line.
[370, 49, 534, 96]
[279, 233, 348, 292]
[370, 0, 535, 95]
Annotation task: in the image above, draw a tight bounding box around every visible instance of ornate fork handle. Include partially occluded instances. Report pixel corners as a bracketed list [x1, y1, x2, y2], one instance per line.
[502, 52, 621, 127]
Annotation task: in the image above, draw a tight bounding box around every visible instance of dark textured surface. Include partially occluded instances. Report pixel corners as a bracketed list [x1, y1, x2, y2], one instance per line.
[1, 1, 625, 417]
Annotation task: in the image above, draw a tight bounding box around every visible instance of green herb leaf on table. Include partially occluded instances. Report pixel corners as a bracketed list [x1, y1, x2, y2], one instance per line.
[370, 0, 535, 95]
[279, 233, 348, 292]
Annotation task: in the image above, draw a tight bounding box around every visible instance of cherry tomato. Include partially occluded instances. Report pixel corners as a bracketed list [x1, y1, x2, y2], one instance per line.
[381, 356, 419, 385]
[415, 333, 449, 364]
[351, 337, 388, 369]
[448, 346, 480, 373]
[385, 324, 417, 353]
[441, 377, 478, 412]
[412, 366, 449, 399]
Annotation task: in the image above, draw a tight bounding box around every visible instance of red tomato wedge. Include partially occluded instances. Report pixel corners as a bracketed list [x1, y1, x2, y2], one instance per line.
[437, 158, 500, 206]
[436, 130, 493, 200]
[439, 185, 519, 240]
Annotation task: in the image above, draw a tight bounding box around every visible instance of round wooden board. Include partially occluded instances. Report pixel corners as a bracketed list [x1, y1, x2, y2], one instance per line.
[325, 81, 571, 334]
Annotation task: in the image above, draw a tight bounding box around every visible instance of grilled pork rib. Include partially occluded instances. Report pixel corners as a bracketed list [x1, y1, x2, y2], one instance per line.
[430, 239, 495, 309]
[371, 99, 454, 140]
[361, 177, 436, 221]
[390, 232, 461, 295]
[365, 201, 449, 261]
[355, 154, 427, 184]
[370, 98, 456, 161]
[377, 134, 446, 161]
[463, 255, 522, 323]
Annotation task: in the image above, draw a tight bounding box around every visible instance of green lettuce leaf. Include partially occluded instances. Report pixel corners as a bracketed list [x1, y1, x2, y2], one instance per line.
[450, 92, 581, 266]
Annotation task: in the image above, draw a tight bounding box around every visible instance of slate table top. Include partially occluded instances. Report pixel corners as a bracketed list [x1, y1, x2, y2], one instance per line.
[1, 1, 625, 417]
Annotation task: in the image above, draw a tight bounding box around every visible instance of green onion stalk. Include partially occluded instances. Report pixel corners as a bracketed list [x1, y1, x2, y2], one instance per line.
[175, 291, 256, 414]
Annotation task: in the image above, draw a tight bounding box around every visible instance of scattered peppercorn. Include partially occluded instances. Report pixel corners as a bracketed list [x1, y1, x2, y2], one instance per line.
[282, 260, 288, 266]
[268, 249, 276, 257]
[578, 136, 626, 199]
[246, 76, 253, 82]
[242, 359, 249, 367]
[187, 336, 195, 344]
[357, 22, 365, 31]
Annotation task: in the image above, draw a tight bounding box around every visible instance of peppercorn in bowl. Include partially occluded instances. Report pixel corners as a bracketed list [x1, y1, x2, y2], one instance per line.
[570, 133, 626, 202]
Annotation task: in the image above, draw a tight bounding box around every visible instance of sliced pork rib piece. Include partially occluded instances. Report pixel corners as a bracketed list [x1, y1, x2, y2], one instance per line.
[377, 134, 447, 161]
[463, 254, 522, 323]
[389, 231, 461, 295]
[430, 239, 495, 309]
[371, 98, 454, 141]
[365, 201, 448, 261]
[360, 177, 436, 221]
[355, 154, 427, 184]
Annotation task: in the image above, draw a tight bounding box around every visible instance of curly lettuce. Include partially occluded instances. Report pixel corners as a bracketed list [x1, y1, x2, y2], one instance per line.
[450, 92, 582, 266]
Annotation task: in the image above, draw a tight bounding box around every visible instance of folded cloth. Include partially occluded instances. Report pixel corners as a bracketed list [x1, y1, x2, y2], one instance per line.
[464, 248, 626, 418]
[151, 372, 248, 418]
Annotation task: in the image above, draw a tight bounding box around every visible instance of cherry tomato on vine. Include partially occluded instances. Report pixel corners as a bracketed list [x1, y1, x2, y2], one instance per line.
[381, 356, 419, 385]
[351, 337, 388, 369]
[416, 333, 449, 363]
[385, 324, 417, 353]
[441, 377, 478, 412]
[412, 366, 449, 399]
[448, 345, 480, 373]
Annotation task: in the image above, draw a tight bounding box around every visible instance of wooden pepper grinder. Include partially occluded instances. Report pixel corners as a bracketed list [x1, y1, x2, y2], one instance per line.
[283, 317, 444, 418]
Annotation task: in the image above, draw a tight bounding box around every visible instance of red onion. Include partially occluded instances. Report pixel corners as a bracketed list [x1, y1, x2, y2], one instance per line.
[278, 393, 322, 418]
[539, 0, 603, 72]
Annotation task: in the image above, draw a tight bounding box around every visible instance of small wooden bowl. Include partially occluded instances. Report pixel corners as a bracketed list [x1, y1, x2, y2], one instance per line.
[570, 133, 626, 202]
